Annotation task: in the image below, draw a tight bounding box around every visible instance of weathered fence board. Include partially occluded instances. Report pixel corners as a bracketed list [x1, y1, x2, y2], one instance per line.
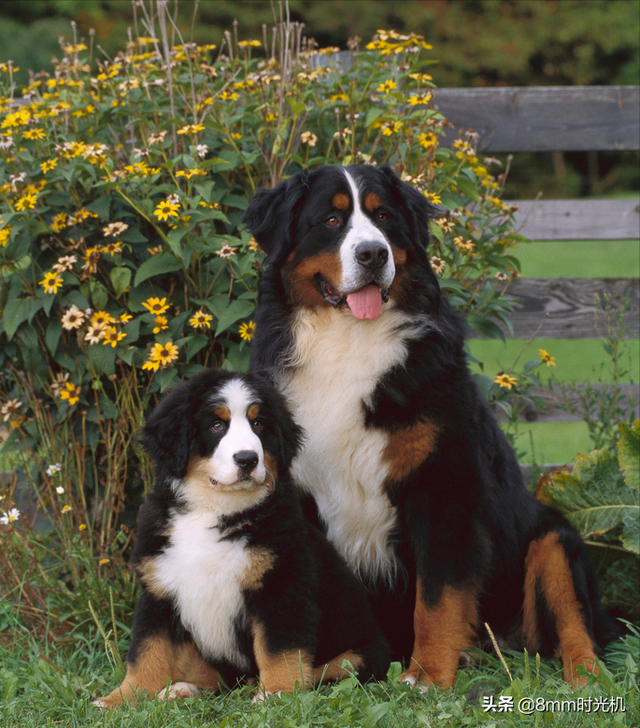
[466, 277, 639, 340]
[507, 198, 640, 241]
[434, 86, 640, 152]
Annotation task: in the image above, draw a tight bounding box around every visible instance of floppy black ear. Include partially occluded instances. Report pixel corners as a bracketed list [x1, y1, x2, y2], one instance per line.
[243, 171, 310, 264]
[380, 164, 437, 250]
[139, 379, 201, 478]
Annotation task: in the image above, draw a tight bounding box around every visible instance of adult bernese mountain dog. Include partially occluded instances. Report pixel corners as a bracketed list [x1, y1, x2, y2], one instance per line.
[94, 370, 389, 708]
[243, 164, 620, 689]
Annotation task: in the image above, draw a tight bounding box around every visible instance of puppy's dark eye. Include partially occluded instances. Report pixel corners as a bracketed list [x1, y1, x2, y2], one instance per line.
[212, 420, 226, 433]
[251, 419, 263, 432]
[377, 211, 389, 223]
[326, 215, 339, 227]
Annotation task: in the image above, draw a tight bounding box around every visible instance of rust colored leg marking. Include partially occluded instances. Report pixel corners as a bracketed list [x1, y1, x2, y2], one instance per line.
[252, 620, 313, 694]
[523, 532, 598, 685]
[312, 651, 365, 684]
[401, 580, 478, 688]
[94, 635, 220, 709]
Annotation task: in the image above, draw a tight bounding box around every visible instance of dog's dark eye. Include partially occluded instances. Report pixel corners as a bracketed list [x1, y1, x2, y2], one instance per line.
[212, 420, 226, 433]
[251, 418, 263, 432]
[377, 211, 389, 223]
[326, 215, 339, 227]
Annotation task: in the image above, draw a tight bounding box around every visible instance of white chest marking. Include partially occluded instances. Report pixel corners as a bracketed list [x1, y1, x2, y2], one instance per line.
[279, 306, 426, 584]
[153, 509, 252, 669]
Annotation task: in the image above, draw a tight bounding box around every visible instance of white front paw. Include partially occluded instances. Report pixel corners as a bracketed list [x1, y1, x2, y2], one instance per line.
[157, 682, 202, 701]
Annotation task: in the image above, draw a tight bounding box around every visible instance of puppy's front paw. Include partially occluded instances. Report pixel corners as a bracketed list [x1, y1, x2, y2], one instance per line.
[157, 682, 202, 701]
[252, 688, 283, 703]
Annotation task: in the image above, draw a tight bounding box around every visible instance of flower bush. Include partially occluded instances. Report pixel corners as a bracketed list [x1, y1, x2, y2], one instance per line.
[0, 8, 525, 635]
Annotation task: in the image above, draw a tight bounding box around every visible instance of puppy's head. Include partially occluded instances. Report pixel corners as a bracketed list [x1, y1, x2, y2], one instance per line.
[243, 164, 439, 318]
[140, 370, 303, 501]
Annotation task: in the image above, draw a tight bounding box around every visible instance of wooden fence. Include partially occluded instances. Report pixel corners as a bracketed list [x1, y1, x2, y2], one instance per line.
[433, 85, 639, 423]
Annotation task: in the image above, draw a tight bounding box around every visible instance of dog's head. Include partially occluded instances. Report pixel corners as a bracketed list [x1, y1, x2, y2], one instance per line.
[140, 370, 303, 503]
[243, 164, 439, 318]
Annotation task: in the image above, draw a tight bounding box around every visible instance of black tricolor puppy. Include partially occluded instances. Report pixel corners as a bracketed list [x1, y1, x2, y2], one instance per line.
[244, 164, 620, 689]
[94, 369, 389, 708]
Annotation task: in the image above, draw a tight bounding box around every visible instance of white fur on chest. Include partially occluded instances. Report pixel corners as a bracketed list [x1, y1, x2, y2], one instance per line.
[153, 509, 251, 669]
[279, 306, 424, 583]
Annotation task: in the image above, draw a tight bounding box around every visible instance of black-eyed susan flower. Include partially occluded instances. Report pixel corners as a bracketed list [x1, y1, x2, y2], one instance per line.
[85, 325, 105, 344]
[153, 198, 181, 221]
[538, 349, 557, 367]
[60, 382, 81, 405]
[40, 159, 58, 174]
[189, 310, 212, 329]
[1, 398, 22, 422]
[494, 373, 518, 390]
[148, 341, 179, 367]
[429, 257, 446, 276]
[142, 297, 170, 315]
[90, 310, 115, 329]
[239, 321, 256, 341]
[39, 271, 63, 294]
[216, 243, 238, 258]
[102, 221, 129, 237]
[102, 326, 126, 348]
[153, 315, 169, 334]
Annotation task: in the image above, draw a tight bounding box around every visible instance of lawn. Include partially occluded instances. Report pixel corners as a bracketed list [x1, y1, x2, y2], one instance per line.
[468, 237, 639, 465]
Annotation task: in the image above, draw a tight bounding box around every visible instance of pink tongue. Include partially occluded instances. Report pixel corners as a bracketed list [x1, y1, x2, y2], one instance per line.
[346, 285, 383, 320]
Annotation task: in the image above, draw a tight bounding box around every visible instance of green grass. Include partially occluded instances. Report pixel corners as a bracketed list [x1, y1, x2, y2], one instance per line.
[0, 617, 638, 728]
[515, 239, 640, 279]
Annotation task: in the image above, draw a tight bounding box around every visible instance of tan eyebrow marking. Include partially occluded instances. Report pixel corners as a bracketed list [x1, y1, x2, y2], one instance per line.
[213, 405, 230, 420]
[332, 192, 350, 211]
[247, 403, 260, 421]
[364, 191, 382, 212]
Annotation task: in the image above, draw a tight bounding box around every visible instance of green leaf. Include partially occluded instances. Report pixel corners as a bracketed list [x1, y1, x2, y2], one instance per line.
[466, 314, 506, 342]
[3, 297, 30, 340]
[110, 266, 132, 298]
[86, 195, 111, 220]
[134, 251, 184, 287]
[618, 420, 640, 492]
[87, 344, 116, 377]
[537, 448, 640, 552]
[454, 176, 481, 203]
[46, 320, 62, 356]
[214, 299, 256, 337]
[91, 282, 109, 311]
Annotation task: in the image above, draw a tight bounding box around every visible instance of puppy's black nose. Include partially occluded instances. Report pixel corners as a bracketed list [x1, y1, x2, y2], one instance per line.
[355, 242, 389, 271]
[234, 450, 259, 473]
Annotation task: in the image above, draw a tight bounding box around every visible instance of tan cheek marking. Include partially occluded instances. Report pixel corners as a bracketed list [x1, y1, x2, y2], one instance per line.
[313, 650, 365, 683]
[240, 547, 276, 591]
[391, 245, 407, 266]
[263, 451, 279, 489]
[523, 532, 598, 685]
[364, 191, 381, 212]
[283, 251, 344, 310]
[252, 619, 313, 693]
[332, 192, 350, 210]
[384, 419, 440, 484]
[401, 580, 478, 688]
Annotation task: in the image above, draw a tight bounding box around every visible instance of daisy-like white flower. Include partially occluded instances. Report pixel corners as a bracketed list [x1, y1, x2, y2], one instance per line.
[0, 508, 20, 525]
[300, 131, 317, 147]
[49, 372, 69, 397]
[61, 305, 86, 330]
[1, 398, 22, 422]
[56, 486, 65, 495]
[102, 221, 129, 237]
[52, 255, 77, 273]
[46, 463, 62, 476]
[85, 325, 106, 345]
[216, 243, 238, 259]
[195, 143, 208, 158]
[429, 257, 446, 275]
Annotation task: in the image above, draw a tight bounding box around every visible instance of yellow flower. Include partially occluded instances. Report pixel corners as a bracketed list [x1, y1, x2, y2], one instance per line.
[91, 310, 115, 328]
[153, 199, 180, 221]
[61, 505, 73, 514]
[142, 297, 170, 315]
[239, 321, 256, 341]
[59, 382, 81, 405]
[51, 212, 69, 231]
[0, 226, 10, 247]
[430, 257, 446, 275]
[538, 349, 557, 368]
[15, 193, 38, 210]
[40, 158, 58, 173]
[176, 124, 205, 135]
[102, 326, 126, 348]
[453, 236, 475, 254]
[99, 558, 110, 565]
[189, 310, 212, 330]
[494, 373, 518, 390]
[301, 131, 317, 147]
[22, 128, 45, 140]
[153, 315, 168, 334]
[237, 40, 261, 47]
[376, 80, 397, 94]
[39, 271, 63, 294]
[148, 341, 179, 367]
[79, 524, 87, 531]
[142, 359, 160, 372]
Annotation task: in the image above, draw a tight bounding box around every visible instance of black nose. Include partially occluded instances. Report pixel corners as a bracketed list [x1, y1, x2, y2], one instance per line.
[355, 242, 389, 271]
[234, 450, 259, 473]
